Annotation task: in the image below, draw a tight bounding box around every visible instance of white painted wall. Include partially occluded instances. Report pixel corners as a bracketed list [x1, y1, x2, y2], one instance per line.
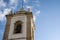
[8, 15, 27, 40]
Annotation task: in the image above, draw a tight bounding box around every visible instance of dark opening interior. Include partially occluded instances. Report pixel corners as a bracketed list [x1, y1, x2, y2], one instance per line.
[14, 21, 22, 34]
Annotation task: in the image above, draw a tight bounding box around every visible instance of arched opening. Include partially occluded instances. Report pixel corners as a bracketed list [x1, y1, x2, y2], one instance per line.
[14, 21, 23, 34]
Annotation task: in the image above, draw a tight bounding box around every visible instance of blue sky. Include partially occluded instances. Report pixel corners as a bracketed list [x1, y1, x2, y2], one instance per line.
[35, 0, 60, 40]
[0, 0, 60, 40]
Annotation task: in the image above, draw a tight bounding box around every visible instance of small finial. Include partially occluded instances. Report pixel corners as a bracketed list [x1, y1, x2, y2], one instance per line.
[28, 8, 31, 12]
[20, 0, 24, 11]
[9, 10, 12, 15]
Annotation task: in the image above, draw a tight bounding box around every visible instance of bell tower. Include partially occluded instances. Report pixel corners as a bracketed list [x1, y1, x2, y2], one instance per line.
[3, 8, 35, 40]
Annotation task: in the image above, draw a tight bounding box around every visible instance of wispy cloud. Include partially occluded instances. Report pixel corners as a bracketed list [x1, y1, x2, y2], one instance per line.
[0, 0, 6, 9]
[0, 8, 11, 21]
[26, 5, 33, 11]
[35, 10, 40, 16]
[26, 5, 39, 22]
[26, 5, 32, 8]
[23, 0, 40, 22]
[0, 0, 40, 22]
[33, 15, 36, 22]
[0, 0, 19, 21]
[23, 0, 27, 3]
[33, 10, 40, 22]
[0, 13, 5, 21]
[3, 8, 11, 15]
[9, 0, 18, 9]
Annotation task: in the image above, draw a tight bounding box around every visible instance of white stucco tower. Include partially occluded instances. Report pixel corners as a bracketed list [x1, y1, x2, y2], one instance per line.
[3, 8, 35, 40]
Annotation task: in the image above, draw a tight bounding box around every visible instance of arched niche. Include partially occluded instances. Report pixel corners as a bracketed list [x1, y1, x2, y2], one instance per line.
[14, 21, 23, 34]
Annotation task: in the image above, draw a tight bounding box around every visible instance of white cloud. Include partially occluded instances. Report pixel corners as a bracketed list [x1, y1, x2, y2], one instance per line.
[26, 5, 40, 22]
[9, 0, 18, 9]
[26, 6, 31, 8]
[0, 8, 11, 21]
[10, 0, 17, 4]
[35, 10, 40, 16]
[0, 13, 5, 21]
[37, 4, 40, 7]
[23, 0, 27, 3]
[3, 8, 11, 15]
[0, 0, 6, 8]
[0, 0, 19, 22]
[26, 5, 33, 11]
[33, 15, 36, 22]
[0, 0, 40, 22]
[33, 10, 40, 22]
